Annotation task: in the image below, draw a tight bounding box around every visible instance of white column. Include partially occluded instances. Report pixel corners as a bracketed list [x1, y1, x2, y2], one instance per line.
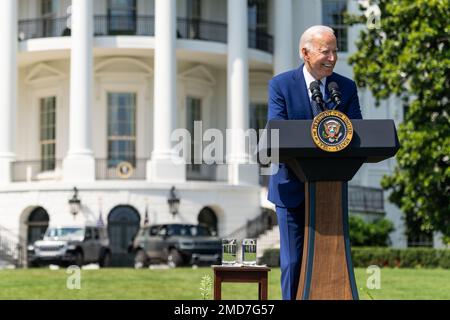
[0, 0, 17, 184]
[147, 0, 185, 182]
[274, 0, 293, 75]
[227, 0, 258, 185]
[63, 0, 95, 181]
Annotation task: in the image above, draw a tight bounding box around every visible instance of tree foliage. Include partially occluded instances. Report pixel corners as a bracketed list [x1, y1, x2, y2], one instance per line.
[346, 0, 450, 243]
[349, 215, 395, 247]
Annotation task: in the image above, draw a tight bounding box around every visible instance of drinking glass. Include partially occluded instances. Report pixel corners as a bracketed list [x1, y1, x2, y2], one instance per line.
[241, 238, 257, 265]
[221, 239, 237, 265]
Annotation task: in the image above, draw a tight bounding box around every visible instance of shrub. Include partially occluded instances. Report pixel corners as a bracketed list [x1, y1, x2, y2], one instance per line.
[259, 247, 450, 269]
[398, 248, 439, 268]
[259, 248, 280, 267]
[349, 215, 395, 247]
[438, 250, 450, 269]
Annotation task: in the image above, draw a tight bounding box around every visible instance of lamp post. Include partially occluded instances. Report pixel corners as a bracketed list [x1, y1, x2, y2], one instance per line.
[167, 186, 180, 218]
[69, 187, 81, 218]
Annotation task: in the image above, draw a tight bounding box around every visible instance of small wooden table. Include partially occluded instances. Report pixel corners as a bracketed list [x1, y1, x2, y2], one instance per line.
[212, 265, 271, 300]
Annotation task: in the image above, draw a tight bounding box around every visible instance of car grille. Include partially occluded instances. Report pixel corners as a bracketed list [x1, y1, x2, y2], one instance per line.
[38, 245, 64, 251]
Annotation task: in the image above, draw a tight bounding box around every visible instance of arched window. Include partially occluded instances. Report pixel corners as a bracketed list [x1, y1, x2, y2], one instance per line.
[107, 205, 140, 266]
[197, 207, 217, 234]
[27, 207, 50, 245]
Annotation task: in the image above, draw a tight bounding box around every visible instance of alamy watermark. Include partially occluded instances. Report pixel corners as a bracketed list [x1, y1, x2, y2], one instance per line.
[366, 265, 381, 290]
[66, 265, 81, 290]
[358, 0, 382, 30]
[170, 122, 280, 176]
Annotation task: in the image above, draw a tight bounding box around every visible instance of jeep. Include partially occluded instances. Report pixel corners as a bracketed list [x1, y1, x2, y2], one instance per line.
[28, 225, 111, 267]
[130, 223, 222, 268]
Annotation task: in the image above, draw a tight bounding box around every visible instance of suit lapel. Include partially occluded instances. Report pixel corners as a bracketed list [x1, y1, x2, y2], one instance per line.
[293, 65, 313, 119]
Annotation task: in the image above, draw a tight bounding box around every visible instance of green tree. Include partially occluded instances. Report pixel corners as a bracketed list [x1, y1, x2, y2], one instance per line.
[349, 215, 394, 247]
[346, 0, 450, 243]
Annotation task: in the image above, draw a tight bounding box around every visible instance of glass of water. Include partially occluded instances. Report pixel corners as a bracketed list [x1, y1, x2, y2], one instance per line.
[242, 239, 257, 265]
[221, 239, 237, 265]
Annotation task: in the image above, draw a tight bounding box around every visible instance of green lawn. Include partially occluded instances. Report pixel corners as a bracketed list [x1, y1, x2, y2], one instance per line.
[0, 267, 449, 300]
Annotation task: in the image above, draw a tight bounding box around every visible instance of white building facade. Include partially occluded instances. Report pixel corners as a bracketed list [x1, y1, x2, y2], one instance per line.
[2, 0, 428, 266]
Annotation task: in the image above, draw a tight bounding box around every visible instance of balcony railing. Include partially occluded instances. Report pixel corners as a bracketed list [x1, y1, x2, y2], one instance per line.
[93, 15, 155, 36]
[0, 225, 27, 268]
[176, 17, 226, 43]
[10, 159, 232, 182]
[18, 17, 70, 40]
[11, 160, 63, 182]
[186, 164, 228, 182]
[348, 185, 385, 214]
[18, 16, 274, 53]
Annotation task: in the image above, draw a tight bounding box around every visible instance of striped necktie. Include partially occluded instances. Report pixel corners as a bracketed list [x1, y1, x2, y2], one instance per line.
[311, 81, 324, 117]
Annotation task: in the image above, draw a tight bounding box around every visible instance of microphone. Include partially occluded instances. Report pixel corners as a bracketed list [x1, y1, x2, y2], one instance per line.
[309, 81, 325, 111]
[328, 81, 342, 108]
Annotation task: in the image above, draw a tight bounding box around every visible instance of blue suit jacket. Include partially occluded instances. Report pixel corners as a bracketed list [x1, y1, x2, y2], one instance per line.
[267, 65, 363, 208]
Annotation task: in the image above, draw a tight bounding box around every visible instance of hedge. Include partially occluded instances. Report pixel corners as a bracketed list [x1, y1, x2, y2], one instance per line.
[260, 247, 450, 269]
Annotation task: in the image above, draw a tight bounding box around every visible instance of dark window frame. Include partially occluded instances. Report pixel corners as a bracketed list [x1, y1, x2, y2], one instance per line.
[107, 0, 137, 35]
[107, 92, 137, 168]
[322, 0, 348, 52]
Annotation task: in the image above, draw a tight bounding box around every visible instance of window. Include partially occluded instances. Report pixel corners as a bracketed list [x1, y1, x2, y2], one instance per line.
[187, 0, 201, 19]
[84, 228, 92, 240]
[322, 0, 348, 52]
[41, 0, 57, 17]
[93, 228, 100, 240]
[248, 0, 268, 31]
[186, 97, 202, 171]
[41, 0, 58, 37]
[186, 0, 201, 38]
[107, 92, 136, 168]
[40, 97, 56, 172]
[108, 0, 137, 35]
[248, 0, 269, 49]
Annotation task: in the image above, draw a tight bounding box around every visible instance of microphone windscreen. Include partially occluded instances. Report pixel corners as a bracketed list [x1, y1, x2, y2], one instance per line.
[328, 81, 339, 91]
[309, 81, 320, 91]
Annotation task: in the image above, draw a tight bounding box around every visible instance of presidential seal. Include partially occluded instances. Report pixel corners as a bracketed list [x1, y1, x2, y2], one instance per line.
[311, 110, 353, 152]
[116, 161, 134, 179]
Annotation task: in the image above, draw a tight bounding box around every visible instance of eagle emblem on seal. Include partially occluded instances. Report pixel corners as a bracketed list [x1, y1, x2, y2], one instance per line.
[322, 119, 343, 143]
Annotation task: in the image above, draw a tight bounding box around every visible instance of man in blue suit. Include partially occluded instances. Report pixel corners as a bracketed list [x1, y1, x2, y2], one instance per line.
[267, 25, 362, 300]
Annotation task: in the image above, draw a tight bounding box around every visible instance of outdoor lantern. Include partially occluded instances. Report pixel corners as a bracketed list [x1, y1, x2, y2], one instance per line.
[68, 187, 81, 217]
[167, 186, 180, 218]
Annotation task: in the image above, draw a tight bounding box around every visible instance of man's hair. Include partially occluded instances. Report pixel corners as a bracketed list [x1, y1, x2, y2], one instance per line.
[299, 25, 335, 60]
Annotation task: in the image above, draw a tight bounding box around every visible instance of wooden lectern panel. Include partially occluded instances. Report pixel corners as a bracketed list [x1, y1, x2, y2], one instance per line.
[297, 182, 358, 300]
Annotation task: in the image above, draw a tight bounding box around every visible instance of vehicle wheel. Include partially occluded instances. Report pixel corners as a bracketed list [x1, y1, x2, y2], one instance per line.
[134, 250, 148, 269]
[167, 249, 183, 268]
[74, 251, 84, 267]
[99, 251, 111, 268]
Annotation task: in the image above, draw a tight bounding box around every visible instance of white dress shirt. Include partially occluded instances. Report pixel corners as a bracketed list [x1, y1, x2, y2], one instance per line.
[303, 65, 326, 101]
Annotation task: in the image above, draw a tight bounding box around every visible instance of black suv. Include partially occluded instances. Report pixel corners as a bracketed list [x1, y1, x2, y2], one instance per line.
[130, 224, 222, 268]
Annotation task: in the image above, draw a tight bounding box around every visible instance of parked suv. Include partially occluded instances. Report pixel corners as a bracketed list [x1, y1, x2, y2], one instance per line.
[28, 225, 111, 267]
[130, 224, 222, 268]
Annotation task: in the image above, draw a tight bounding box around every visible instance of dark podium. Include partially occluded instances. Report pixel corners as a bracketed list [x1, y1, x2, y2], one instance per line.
[259, 120, 399, 300]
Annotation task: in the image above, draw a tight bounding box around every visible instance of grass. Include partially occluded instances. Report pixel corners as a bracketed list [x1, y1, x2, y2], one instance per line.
[0, 267, 449, 300]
